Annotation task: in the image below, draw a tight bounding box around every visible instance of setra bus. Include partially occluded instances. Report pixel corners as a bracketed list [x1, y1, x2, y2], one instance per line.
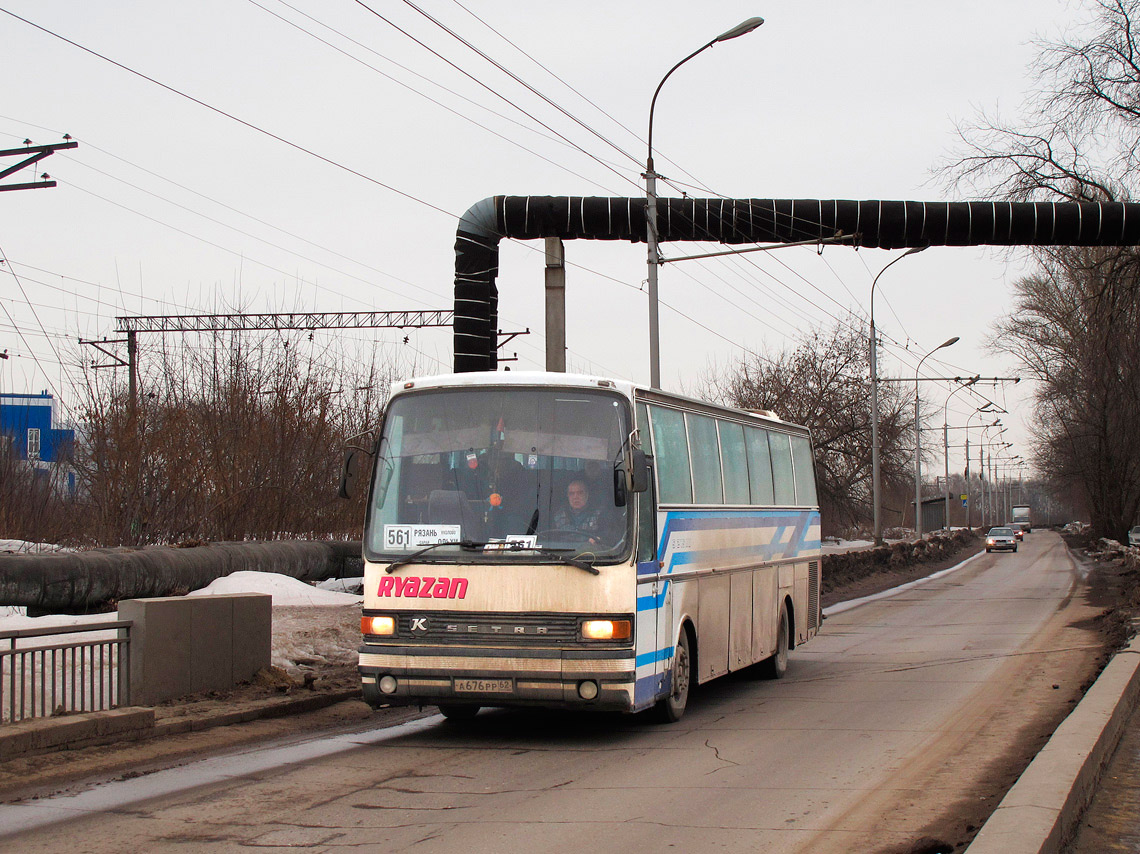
[346, 371, 821, 722]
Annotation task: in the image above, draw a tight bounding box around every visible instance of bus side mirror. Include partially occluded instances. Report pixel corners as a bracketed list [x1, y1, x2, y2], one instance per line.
[626, 448, 649, 494]
[338, 429, 377, 500]
[338, 447, 373, 500]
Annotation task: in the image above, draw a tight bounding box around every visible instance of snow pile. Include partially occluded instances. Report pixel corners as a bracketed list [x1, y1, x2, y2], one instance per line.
[187, 571, 363, 606]
[0, 539, 67, 554]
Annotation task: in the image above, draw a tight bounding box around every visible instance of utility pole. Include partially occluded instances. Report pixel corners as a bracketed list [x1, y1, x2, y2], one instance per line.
[0, 140, 77, 192]
[544, 238, 566, 372]
[82, 309, 494, 411]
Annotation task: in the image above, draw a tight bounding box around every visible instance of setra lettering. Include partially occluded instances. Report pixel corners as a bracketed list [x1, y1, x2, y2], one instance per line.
[376, 575, 469, 599]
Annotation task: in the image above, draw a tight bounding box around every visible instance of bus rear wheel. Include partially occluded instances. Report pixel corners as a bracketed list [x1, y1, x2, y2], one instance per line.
[654, 630, 692, 723]
[438, 704, 480, 722]
[758, 602, 789, 679]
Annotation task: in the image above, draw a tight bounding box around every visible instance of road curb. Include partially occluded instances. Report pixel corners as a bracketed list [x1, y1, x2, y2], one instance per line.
[0, 688, 363, 761]
[965, 635, 1140, 854]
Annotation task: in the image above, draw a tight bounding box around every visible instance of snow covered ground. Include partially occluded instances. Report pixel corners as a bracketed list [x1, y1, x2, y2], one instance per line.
[0, 539, 68, 554]
[0, 572, 367, 719]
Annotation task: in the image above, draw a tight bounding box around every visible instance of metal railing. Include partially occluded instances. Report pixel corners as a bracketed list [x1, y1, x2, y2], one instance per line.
[0, 621, 131, 724]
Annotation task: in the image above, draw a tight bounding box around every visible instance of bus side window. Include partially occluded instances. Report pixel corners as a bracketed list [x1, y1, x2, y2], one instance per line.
[686, 412, 723, 504]
[718, 420, 750, 505]
[790, 435, 818, 506]
[649, 405, 692, 504]
[745, 426, 775, 505]
[636, 462, 657, 564]
[770, 432, 796, 505]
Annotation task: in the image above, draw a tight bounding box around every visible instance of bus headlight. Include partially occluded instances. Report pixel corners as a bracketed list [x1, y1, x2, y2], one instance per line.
[362, 615, 396, 636]
[581, 619, 631, 640]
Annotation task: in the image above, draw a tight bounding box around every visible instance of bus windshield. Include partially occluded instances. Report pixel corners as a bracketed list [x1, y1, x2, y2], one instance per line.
[364, 386, 633, 563]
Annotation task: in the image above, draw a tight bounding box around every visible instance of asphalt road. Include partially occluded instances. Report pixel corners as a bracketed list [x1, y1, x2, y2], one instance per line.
[0, 532, 1097, 853]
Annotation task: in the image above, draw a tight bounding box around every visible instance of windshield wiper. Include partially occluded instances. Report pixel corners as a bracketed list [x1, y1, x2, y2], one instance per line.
[385, 539, 600, 576]
[385, 540, 487, 573]
[500, 543, 600, 575]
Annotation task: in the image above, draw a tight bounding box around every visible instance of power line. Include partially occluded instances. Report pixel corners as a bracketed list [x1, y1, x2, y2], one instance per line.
[0, 6, 457, 219]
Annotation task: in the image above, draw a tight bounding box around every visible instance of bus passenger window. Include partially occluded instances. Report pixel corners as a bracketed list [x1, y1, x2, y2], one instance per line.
[718, 420, 750, 505]
[649, 406, 692, 504]
[769, 432, 796, 505]
[745, 427, 775, 505]
[790, 435, 818, 506]
[686, 413, 723, 504]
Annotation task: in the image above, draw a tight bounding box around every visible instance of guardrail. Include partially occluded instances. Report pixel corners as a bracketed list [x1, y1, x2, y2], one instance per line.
[0, 621, 131, 724]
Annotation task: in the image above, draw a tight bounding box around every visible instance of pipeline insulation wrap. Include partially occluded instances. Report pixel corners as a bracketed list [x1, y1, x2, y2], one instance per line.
[453, 196, 1140, 372]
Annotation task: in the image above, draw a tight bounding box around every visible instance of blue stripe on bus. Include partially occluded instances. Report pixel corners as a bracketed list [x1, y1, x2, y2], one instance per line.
[635, 646, 674, 668]
[636, 582, 669, 612]
[656, 510, 821, 561]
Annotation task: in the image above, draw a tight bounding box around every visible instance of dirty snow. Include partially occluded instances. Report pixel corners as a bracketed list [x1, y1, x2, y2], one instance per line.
[187, 571, 362, 606]
[0, 572, 363, 678]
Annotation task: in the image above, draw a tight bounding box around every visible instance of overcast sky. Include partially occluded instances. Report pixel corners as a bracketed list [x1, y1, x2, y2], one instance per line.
[0, 0, 1083, 476]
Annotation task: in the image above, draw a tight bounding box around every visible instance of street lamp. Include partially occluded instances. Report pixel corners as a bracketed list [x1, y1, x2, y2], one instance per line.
[869, 246, 926, 545]
[964, 404, 1000, 529]
[645, 16, 764, 389]
[915, 336, 959, 538]
[942, 377, 979, 531]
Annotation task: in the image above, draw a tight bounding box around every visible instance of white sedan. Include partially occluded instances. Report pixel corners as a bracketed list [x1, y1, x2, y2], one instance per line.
[986, 527, 1018, 553]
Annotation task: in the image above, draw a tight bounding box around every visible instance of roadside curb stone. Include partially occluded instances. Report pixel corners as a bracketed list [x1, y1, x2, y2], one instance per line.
[966, 636, 1140, 853]
[0, 688, 363, 761]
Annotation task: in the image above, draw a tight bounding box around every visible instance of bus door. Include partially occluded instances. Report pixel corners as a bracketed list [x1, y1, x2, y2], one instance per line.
[634, 465, 667, 708]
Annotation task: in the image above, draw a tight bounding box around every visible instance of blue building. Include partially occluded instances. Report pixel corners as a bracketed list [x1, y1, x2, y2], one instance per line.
[0, 391, 76, 494]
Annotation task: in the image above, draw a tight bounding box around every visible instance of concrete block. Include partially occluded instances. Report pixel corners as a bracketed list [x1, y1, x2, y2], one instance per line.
[119, 593, 272, 705]
[231, 594, 271, 683]
[190, 596, 233, 695]
[119, 597, 192, 706]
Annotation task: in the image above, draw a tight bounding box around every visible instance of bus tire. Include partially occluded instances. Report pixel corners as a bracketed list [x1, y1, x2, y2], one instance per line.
[438, 704, 480, 722]
[758, 602, 790, 679]
[654, 630, 692, 723]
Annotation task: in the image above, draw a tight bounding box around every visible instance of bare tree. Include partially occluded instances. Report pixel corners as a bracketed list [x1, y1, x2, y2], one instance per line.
[994, 246, 1140, 539]
[706, 324, 917, 535]
[944, 1, 1140, 538]
[947, 0, 1140, 203]
[70, 332, 414, 545]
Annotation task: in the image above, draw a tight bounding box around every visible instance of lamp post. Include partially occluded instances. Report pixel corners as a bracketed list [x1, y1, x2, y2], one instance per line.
[942, 377, 979, 531]
[964, 405, 999, 530]
[646, 16, 764, 389]
[869, 246, 927, 545]
[914, 337, 959, 537]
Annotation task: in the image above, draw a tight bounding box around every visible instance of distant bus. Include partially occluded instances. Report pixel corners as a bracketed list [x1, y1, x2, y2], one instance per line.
[1012, 505, 1032, 533]
[349, 371, 822, 722]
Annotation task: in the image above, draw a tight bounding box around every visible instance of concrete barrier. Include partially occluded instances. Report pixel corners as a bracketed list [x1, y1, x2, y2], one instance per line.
[966, 636, 1140, 853]
[119, 593, 271, 705]
[0, 708, 154, 760]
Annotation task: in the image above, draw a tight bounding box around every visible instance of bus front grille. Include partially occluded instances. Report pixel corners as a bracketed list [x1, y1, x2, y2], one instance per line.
[368, 611, 585, 646]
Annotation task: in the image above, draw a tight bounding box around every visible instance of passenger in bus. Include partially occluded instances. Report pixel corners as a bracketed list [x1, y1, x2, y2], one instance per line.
[553, 478, 612, 545]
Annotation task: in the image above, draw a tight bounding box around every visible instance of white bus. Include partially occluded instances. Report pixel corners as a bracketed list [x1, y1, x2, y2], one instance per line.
[349, 371, 821, 722]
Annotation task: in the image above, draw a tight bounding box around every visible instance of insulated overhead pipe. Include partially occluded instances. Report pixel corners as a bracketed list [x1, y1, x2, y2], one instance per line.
[453, 196, 1140, 372]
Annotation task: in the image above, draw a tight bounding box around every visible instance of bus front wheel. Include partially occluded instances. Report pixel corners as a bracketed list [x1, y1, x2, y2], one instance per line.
[654, 630, 692, 723]
[758, 602, 790, 679]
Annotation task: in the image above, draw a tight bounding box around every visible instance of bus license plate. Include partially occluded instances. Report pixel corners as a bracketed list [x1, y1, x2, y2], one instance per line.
[454, 678, 513, 693]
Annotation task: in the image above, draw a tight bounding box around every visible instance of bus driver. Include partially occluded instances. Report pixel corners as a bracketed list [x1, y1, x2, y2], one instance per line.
[553, 479, 610, 545]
